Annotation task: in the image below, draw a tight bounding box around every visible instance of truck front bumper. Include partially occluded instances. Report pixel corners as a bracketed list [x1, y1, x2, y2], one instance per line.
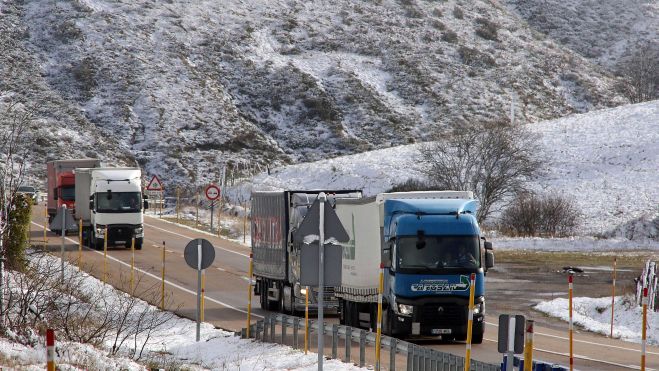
[389, 297, 485, 338]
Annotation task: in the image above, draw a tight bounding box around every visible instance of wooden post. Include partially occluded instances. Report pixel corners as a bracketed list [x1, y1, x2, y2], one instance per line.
[161, 241, 166, 310]
[176, 187, 180, 223]
[103, 228, 108, 283]
[195, 191, 199, 229]
[130, 237, 135, 292]
[77, 219, 83, 268]
[610, 256, 617, 338]
[43, 207, 48, 249]
[243, 201, 247, 244]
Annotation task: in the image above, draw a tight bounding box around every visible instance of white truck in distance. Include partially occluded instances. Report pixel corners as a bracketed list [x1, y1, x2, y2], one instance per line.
[75, 168, 148, 250]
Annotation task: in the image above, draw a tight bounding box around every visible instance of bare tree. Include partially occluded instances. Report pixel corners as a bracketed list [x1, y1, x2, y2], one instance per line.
[498, 192, 579, 237]
[418, 120, 542, 222]
[0, 100, 34, 325]
[616, 42, 659, 103]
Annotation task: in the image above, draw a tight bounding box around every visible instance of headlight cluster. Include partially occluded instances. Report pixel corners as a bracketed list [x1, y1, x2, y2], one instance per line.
[95, 225, 106, 237]
[134, 227, 143, 236]
[397, 303, 414, 316]
[473, 302, 484, 314]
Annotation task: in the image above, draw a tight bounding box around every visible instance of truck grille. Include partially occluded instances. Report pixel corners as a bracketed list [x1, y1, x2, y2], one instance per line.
[417, 303, 465, 327]
[108, 225, 134, 242]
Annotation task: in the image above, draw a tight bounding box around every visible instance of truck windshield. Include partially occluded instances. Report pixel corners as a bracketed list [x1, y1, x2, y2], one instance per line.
[96, 192, 141, 213]
[397, 236, 480, 270]
[61, 186, 75, 201]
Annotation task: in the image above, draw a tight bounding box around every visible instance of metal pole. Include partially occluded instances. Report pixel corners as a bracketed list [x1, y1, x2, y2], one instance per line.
[465, 273, 476, 371]
[130, 236, 135, 292]
[375, 263, 384, 371]
[610, 256, 617, 338]
[304, 286, 309, 354]
[246, 253, 254, 338]
[161, 241, 165, 310]
[641, 287, 648, 371]
[318, 192, 326, 370]
[196, 239, 201, 342]
[77, 219, 82, 268]
[195, 191, 199, 229]
[210, 202, 214, 233]
[60, 205, 66, 283]
[569, 274, 574, 371]
[176, 187, 180, 223]
[506, 316, 515, 371]
[201, 269, 205, 322]
[524, 320, 534, 371]
[217, 198, 222, 237]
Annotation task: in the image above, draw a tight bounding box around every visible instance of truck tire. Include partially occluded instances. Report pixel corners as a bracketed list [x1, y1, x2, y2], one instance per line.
[472, 322, 484, 344]
[94, 238, 104, 251]
[134, 238, 143, 250]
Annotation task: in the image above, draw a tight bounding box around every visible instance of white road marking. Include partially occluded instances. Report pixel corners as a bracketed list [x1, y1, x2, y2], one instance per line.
[143, 220, 249, 258]
[217, 267, 226, 271]
[486, 321, 659, 356]
[32, 221, 263, 319]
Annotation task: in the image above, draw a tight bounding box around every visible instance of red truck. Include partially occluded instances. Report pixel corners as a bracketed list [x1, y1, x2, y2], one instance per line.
[47, 159, 102, 226]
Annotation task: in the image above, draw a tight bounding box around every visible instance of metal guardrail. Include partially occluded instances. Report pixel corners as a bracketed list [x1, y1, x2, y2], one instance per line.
[241, 314, 501, 371]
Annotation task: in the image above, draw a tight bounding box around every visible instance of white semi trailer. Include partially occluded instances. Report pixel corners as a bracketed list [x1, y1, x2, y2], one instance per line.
[75, 167, 148, 250]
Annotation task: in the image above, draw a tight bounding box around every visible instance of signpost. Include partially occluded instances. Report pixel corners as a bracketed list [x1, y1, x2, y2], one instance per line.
[205, 184, 221, 232]
[146, 175, 164, 217]
[498, 314, 525, 371]
[294, 192, 349, 370]
[184, 238, 215, 342]
[50, 205, 78, 282]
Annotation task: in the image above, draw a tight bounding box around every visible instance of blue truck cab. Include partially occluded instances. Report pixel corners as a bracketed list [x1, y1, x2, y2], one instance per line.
[381, 198, 494, 341]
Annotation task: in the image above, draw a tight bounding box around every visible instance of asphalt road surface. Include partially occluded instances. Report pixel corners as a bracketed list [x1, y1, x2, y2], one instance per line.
[29, 206, 657, 370]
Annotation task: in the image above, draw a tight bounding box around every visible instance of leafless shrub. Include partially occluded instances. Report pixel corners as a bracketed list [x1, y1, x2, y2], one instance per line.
[458, 46, 496, 68]
[499, 193, 579, 237]
[441, 29, 458, 43]
[418, 120, 542, 222]
[475, 17, 498, 41]
[453, 6, 464, 19]
[616, 42, 659, 103]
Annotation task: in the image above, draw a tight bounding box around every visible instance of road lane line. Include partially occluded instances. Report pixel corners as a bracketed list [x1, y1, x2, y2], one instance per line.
[486, 321, 659, 356]
[484, 337, 654, 370]
[143, 219, 249, 258]
[32, 221, 263, 319]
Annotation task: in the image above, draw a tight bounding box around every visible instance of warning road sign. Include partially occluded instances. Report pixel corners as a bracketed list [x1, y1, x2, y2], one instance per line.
[205, 184, 220, 201]
[146, 175, 164, 191]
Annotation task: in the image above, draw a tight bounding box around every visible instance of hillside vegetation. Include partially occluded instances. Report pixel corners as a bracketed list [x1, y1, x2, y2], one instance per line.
[0, 0, 631, 185]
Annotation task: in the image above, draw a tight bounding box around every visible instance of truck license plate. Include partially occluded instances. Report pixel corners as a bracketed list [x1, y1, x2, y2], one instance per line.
[432, 329, 452, 335]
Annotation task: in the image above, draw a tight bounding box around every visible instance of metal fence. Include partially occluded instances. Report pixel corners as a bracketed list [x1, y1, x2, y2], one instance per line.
[241, 314, 501, 371]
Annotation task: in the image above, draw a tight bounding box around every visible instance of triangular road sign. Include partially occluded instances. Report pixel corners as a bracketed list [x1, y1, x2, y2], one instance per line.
[294, 198, 350, 243]
[146, 175, 164, 191]
[50, 206, 78, 232]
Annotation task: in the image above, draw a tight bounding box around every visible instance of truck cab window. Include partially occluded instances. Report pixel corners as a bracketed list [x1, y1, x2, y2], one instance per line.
[96, 192, 141, 213]
[397, 236, 480, 270]
[61, 186, 75, 201]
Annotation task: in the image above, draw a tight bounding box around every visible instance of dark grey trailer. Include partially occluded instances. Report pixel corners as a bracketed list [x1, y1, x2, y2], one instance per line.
[251, 190, 362, 314]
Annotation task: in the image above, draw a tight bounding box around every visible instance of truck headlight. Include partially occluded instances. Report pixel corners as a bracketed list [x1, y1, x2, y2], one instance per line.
[398, 303, 414, 316]
[95, 225, 106, 237]
[473, 302, 484, 314]
[134, 227, 143, 236]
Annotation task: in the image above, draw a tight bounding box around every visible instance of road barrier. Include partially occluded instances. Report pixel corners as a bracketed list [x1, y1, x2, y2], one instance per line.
[503, 354, 568, 371]
[240, 313, 501, 371]
[46, 329, 55, 371]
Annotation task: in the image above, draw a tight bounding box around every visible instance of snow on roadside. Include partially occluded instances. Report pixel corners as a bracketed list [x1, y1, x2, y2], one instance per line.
[492, 236, 658, 252]
[0, 253, 361, 370]
[534, 296, 658, 345]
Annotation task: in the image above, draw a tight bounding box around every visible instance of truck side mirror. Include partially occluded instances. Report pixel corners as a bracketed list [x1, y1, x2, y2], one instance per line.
[485, 251, 494, 269]
[381, 239, 394, 268]
[89, 195, 94, 210]
[484, 241, 493, 250]
[53, 188, 58, 200]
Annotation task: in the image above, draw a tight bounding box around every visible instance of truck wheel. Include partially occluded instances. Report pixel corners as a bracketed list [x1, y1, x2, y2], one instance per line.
[472, 323, 484, 344]
[134, 238, 143, 250]
[94, 238, 104, 251]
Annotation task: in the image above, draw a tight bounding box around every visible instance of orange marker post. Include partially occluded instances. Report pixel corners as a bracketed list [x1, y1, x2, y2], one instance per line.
[46, 329, 55, 371]
[568, 274, 574, 371]
[375, 263, 384, 371]
[524, 320, 534, 371]
[103, 228, 108, 283]
[641, 287, 648, 371]
[43, 207, 48, 248]
[465, 273, 476, 371]
[610, 256, 617, 338]
[246, 253, 254, 337]
[130, 237, 135, 293]
[77, 219, 83, 268]
[161, 241, 166, 310]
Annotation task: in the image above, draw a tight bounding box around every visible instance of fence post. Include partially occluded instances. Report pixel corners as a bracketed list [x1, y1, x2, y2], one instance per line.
[263, 316, 269, 340]
[271, 315, 276, 343]
[407, 342, 414, 370]
[293, 317, 300, 349]
[332, 324, 338, 359]
[281, 315, 287, 345]
[389, 337, 397, 371]
[344, 326, 352, 363]
[359, 329, 366, 367]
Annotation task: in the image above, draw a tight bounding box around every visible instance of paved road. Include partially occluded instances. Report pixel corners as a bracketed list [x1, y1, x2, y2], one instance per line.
[29, 206, 658, 370]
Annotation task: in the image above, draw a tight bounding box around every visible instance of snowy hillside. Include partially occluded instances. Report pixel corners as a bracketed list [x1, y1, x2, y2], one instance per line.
[250, 100, 659, 239]
[502, 0, 658, 68]
[1, 0, 629, 186]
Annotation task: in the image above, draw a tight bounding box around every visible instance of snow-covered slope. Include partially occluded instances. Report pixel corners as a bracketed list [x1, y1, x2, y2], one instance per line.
[251, 100, 659, 238]
[1, 0, 629, 186]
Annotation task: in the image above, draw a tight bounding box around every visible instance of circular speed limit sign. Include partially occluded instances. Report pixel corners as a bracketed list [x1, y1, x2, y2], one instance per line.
[205, 184, 221, 201]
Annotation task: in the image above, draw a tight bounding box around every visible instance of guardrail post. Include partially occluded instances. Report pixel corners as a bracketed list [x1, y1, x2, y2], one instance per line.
[344, 326, 352, 363]
[359, 329, 366, 367]
[281, 315, 287, 345]
[270, 315, 276, 343]
[293, 317, 300, 349]
[263, 316, 269, 341]
[407, 342, 414, 370]
[389, 337, 397, 371]
[256, 320, 263, 341]
[332, 324, 338, 359]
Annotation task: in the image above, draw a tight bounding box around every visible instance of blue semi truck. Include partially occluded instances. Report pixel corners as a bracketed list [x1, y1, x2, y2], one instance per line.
[334, 191, 494, 342]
